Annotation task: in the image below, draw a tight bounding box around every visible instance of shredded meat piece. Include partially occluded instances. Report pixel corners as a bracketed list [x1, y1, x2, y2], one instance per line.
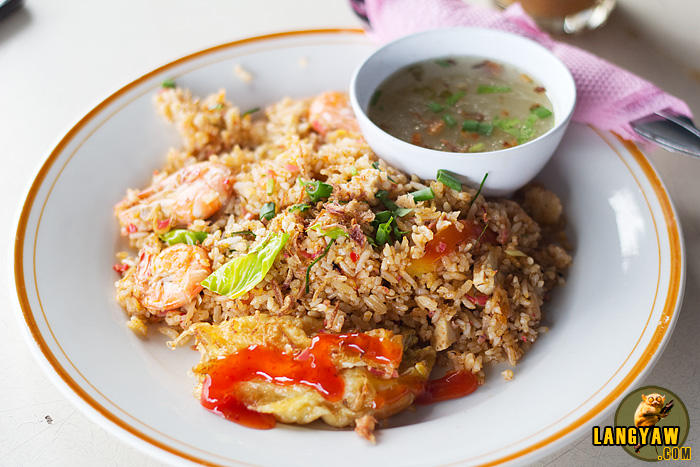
[349, 224, 366, 247]
[354, 414, 378, 444]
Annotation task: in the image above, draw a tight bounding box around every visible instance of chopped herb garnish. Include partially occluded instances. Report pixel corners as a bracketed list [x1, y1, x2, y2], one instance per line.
[260, 202, 276, 221]
[467, 173, 489, 211]
[410, 187, 435, 201]
[309, 224, 349, 240]
[531, 106, 553, 119]
[370, 90, 382, 107]
[266, 178, 275, 195]
[161, 79, 176, 89]
[462, 120, 480, 132]
[435, 59, 456, 68]
[209, 103, 223, 111]
[242, 107, 260, 117]
[371, 161, 396, 183]
[445, 90, 466, 106]
[349, 166, 358, 176]
[299, 179, 333, 203]
[288, 203, 310, 213]
[305, 238, 336, 293]
[475, 224, 490, 245]
[468, 143, 486, 153]
[442, 114, 457, 128]
[436, 169, 462, 192]
[375, 216, 394, 246]
[375, 190, 398, 211]
[478, 122, 494, 136]
[428, 101, 445, 113]
[494, 116, 536, 144]
[373, 210, 393, 224]
[394, 207, 413, 218]
[393, 223, 410, 240]
[229, 230, 256, 237]
[160, 229, 207, 246]
[477, 85, 512, 94]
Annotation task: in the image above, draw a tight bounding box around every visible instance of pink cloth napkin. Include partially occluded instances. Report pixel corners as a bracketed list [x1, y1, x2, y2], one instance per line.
[356, 0, 692, 142]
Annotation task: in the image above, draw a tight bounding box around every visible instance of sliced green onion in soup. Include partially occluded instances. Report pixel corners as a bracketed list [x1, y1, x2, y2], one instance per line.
[530, 105, 553, 119]
[201, 232, 289, 298]
[477, 85, 512, 94]
[160, 229, 208, 246]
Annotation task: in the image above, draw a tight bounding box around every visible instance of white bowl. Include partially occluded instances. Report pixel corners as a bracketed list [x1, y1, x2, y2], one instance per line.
[349, 27, 576, 197]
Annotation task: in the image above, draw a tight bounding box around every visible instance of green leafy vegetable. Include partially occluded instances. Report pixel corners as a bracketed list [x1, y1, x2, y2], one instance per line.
[494, 116, 537, 145]
[305, 239, 335, 293]
[160, 229, 208, 246]
[436, 169, 462, 192]
[477, 85, 512, 94]
[309, 224, 349, 240]
[260, 202, 276, 221]
[477, 122, 494, 136]
[201, 232, 290, 298]
[375, 190, 398, 211]
[161, 79, 176, 89]
[410, 187, 435, 201]
[299, 179, 333, 203]
[288, 203, 310, 213]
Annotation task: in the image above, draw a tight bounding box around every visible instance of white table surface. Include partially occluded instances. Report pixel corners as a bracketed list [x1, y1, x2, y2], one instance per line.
[1, 1, 698, 465]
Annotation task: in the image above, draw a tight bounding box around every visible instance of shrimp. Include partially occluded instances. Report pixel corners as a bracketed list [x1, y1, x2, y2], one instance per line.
[134, 243, 212, 312]
[116, 161, 235, 236]
[308, 91, 361, 136]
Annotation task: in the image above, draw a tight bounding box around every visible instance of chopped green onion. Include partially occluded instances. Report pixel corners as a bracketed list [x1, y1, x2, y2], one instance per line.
[428, 102, 445, 113]
[445, 91, 466, 106]
[462, 120, 480, 132]
[242, 107, 260, 117]
[468, 143, 486, 153]
[288, 203, 310, 213]
[260, 202, 276, 221]
[349, 166, 358, 176]
[393, 223, 410, 240]
[494, 117, 535, 145]
[375, 190, 398, 211]
[410, 187, 435, 201]
[375, 216, 394, 246]
[299, 179, 333, 203]
[373, 210, 392, 224]
[208, 103, 223, 111]
[436, 169, 462, 192]
[442, 114, 457, 128]
[394, 207, 413, 218]
[229, 230, 256, 237]
[160, 229, 207, 246]
[305, 238, 336, 293]
[478, 122, 494, 136]
[531, 106, 553, 118]
[266, 178, 275, 195]
[475, 224, 490, 245]
[370, 90, 382, 107]
[435, 59, 456, 68]
[477, 85, 512, 94]
[372, 161, 380, 170]
[201, 232, 289, 298]
[161, 79, 176, 89]
[467, 173, 489, 211]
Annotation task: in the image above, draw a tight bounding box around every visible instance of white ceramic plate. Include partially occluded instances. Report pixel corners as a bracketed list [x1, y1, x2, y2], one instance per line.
[10, 30, 685, 467]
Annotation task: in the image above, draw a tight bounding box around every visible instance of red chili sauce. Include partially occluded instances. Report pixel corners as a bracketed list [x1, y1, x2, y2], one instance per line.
[201, 332, 479, 429]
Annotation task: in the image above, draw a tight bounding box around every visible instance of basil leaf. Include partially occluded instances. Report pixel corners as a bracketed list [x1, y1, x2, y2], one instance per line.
[201, 232, 289, 298]
[160, 229, 208, 246]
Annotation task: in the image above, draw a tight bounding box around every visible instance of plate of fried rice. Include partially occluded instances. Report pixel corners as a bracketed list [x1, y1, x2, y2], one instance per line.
[11, 30, 684, 466]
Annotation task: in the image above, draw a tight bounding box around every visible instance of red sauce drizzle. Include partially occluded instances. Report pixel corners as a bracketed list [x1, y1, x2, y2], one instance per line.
[200, 333, 402, 429]
[407, 221, 496, 275]
[415, 370, 479, 405]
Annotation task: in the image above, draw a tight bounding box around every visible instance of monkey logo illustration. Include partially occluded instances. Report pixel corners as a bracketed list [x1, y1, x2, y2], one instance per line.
[600, 386, 692, 461]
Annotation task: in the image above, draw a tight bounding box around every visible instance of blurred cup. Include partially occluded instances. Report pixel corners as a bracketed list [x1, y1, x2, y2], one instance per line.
[493, 0, 616, 34]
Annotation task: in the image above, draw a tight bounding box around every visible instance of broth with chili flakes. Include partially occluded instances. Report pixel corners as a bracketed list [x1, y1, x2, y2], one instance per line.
[367, 56, 554, 153]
